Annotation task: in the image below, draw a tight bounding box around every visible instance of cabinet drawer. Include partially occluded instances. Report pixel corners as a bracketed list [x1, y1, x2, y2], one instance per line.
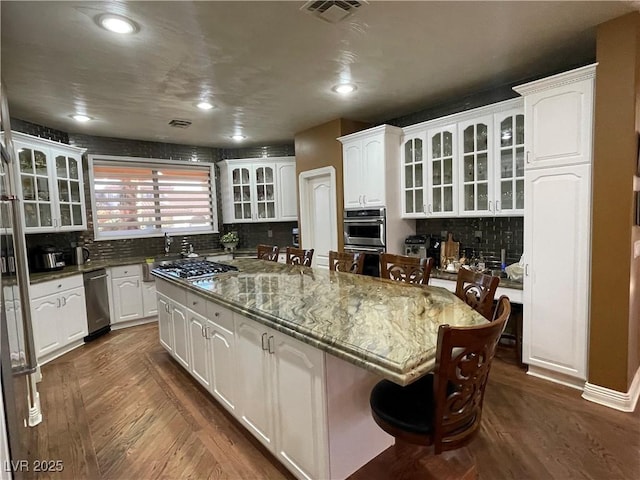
[155, 278, 186, 305]
[186, 291, 207, 317]
[207, 301, 234, 333]
[30, 274, 83, 299]
[110, 264, 142, 279]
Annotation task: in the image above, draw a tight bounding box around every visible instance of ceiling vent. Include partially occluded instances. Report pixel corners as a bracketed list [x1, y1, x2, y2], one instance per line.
[168, 119, 192, 128]
[301, 1, 367, 24]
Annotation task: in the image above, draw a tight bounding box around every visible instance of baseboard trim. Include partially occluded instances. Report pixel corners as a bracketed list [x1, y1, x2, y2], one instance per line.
[111, 316, 157, 330]
[526, 365, 585, 391]
[582, 366, 640, 412]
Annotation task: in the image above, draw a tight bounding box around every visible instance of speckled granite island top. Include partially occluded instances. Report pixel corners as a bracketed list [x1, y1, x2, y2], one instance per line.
[153, 258, 488, 386]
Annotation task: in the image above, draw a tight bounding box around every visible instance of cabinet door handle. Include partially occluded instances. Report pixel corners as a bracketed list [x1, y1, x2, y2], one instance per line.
[496, 200, 501, 212]
[268, 335, 274, 354]
[201, 324, 205, 337]
[192, 301, 198, 306]
[526, 151, 531, 164]
[204, 326, 210, 339]
[136, 280, 140, 288]
[214, 312, 220, 317]
[489, 201, 493, 212]
[362, 195, 366, 205]
[62, 296, 66, 306]
[428, 204, 433, 214]
[525, 264, 530, 276]
[423, 204, 426, 213]
[56, 297, 61, 308]
[261, 332, 268, 351]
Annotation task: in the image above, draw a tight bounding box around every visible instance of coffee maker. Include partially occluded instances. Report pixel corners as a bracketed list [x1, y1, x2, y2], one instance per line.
[404, 235, 428, 259]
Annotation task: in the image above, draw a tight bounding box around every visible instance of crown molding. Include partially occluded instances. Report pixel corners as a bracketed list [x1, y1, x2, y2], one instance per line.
[513, 64, 597, 96]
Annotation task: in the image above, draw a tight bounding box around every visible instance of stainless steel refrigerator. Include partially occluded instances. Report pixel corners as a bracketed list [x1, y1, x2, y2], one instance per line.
[0, 80, 41, 476]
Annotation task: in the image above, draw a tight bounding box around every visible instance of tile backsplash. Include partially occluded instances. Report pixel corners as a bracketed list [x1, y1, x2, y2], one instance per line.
[416, 216, 524, 269]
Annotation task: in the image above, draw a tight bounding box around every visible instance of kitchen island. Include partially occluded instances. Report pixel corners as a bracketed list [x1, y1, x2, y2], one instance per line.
[152, 258, 486, 480]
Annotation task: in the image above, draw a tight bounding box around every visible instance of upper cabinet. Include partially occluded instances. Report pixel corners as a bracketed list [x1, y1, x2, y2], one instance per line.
[219, 157, 297, 224]
[400, 98, 524, 219]
[339, 124, 403, 209]
[514, 67, 594, 170]
[2, 132, 87, 232]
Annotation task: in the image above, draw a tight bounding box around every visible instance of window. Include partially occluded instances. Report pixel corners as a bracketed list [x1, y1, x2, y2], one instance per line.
[89, 155, 217, 240]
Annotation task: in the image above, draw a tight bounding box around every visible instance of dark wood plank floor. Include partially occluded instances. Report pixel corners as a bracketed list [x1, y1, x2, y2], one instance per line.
[21, 323, 639, 479]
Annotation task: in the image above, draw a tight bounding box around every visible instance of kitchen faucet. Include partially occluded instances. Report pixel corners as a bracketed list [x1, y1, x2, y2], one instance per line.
[164, 232, 172, 254]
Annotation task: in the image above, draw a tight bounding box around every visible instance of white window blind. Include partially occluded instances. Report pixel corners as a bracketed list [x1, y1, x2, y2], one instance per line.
[91, 158, 216, 240]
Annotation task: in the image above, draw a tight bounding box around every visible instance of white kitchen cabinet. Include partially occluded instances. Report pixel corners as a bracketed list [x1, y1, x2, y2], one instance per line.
[219, 157, 296, 224]
[141, 281, 157, 317]
[276, 161, 298, 221]
[458, 115, 493, 216]
[494, 108, 525, 215]
[235, 315, 328, 480]
[516, 65, 595, 171]
[515, 64, 595, 388]
[3, 131, 86, 232]
[339, 125, 402, 209]
[206, 302, 237, 412]
[109, 265, 157, 326]
[111, 276, 143, 323]
[157, 294, 173, 353]
[400, 98, 524, 219]
[235, 316, 275, 449]
[187, 307, 211, 390]
[171, 302, 189, 369]
[30, 275, 87, 363]
[400, 131, 427, 217]
[427, 124, 458, 217]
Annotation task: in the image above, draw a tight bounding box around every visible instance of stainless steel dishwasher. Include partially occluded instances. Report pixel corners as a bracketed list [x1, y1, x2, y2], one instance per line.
[84, 268, 111, 341]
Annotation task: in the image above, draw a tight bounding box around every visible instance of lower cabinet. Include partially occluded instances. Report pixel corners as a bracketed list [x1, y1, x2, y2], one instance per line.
[142, 281, 158, 317]
[30, 275, 88, 363]
[109, 265, 157, 325]
[170, 301, 189, 369]
[157, 294, 173, 353]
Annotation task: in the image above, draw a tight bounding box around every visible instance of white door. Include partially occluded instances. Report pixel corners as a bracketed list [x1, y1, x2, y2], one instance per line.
[112, 276, 143, 323]
[188, 309, 210, 389]
[235, 318, 274, 450]
[157, 295, 173, 352]
[207, 316, 237, 412]
[299, 167, 338, 269]
[277, 162, 298, 221]
[523, 163, 591, 380]
[31, 293, 62, 357]
[61, 287, 87, 343]
[272, 331, 328, 480]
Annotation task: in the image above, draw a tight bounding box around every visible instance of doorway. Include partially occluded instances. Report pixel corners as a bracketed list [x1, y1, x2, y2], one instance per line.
[298, 167, 337, 269]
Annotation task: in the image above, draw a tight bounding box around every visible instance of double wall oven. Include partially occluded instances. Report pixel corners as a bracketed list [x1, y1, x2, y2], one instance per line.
[343, 207, 385, 276]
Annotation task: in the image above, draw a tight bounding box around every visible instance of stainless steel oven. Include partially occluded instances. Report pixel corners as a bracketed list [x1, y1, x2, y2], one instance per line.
[343, 245, 384, 277]
[343, 208, 386, 248]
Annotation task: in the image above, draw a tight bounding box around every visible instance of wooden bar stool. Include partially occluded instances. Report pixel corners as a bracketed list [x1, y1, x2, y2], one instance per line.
[285, 246, 314, 266]
[365, 296, 511, 478]
[328, 250, 365, 274]
[454, 268, 500, 320]
[380, 253, 434, 285]
[256, 244, 279, 262]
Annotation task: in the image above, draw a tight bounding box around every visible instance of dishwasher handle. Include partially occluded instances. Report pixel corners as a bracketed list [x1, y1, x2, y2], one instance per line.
[87, 274, 107, 281]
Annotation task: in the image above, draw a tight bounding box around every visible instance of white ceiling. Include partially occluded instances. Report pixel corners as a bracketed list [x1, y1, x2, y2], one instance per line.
[1, 1, 637, 148]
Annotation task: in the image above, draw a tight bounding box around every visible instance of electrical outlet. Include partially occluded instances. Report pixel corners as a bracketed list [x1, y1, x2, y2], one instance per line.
[441, 230, 448, 239]
[474, 230, 482, 240]
[267, 229, 273, 238]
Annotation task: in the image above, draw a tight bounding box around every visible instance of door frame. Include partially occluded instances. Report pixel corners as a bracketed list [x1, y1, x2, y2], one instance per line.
[298, 166, 338, 268]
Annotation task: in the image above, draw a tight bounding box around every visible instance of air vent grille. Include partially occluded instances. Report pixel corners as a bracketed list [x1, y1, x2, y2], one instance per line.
[301, 1, 367, 24]
[169, 119, 192, 128]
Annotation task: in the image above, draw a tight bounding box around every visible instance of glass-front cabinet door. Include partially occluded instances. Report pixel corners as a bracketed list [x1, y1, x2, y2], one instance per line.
[401, 133, 426, 217]
[231, 166, 253, 221]
[458, 115, 493, 216]
[52, 150, 85, 229]
[253, 164, 276, 221]
[15, 140, 54, 230]
[427, 125, 457, 217]
[494, 110, 525, 215]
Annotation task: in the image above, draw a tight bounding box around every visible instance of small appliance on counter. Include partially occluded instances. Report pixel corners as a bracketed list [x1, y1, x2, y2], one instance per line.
[292, 227, 299, 248]
[72, 245, 90, 265]
[404, 235, 428, 259]
[29, 245, 65, 272]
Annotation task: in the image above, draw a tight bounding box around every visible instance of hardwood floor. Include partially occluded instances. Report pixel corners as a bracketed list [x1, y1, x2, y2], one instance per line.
[22, 323, 639, 479]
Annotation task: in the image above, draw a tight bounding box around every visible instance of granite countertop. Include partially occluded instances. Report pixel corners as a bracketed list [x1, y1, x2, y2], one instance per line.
[28, 249, 234, 284]
[430, 268, 524, 290]
[153, 258, 488, 386]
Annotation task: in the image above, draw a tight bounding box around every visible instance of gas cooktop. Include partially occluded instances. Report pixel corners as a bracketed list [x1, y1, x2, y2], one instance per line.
[152, 259, 238, 279]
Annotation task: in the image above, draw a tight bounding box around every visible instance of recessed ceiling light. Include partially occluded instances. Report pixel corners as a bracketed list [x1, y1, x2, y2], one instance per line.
[70, 114, 92, 122]
[231, 135, 246, 141]
[197, 101, 214, 110]
[96, 13, 139, 34]
[332, 83, 357, 95]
